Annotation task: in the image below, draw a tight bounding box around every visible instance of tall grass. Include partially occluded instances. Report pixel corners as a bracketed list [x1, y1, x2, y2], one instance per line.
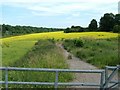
[2, 40, 72, 88]
[63, 38, 119, 68]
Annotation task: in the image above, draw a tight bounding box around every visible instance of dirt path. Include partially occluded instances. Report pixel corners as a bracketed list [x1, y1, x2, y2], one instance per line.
[56, 43, 119, 89]
[56, 43, 101, 88]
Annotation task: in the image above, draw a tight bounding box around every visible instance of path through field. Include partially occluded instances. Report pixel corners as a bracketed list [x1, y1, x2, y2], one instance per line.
[56, 43, 119, 89]
[56, 43, 101, 88]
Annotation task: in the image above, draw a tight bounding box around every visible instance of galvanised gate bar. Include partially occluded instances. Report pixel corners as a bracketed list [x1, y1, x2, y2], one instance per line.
[0, 65, 119, 90]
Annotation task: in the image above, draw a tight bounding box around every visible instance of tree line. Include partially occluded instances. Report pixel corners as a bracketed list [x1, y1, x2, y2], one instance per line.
[1, 13, 120, 37]
[2, 24, 64, 37]
[64, 13, 120, 33]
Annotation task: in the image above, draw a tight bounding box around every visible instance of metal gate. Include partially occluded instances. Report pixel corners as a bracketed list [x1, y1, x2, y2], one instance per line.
[103, 65, 120, 89]
[0, 65, 119, 90]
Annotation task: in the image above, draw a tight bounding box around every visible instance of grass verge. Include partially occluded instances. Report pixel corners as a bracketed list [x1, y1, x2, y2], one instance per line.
[63, 38, 119, 68]
[2, 40, 73, 88]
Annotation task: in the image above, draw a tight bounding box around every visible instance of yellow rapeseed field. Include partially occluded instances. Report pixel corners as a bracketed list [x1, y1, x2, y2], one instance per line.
[1, 31, 118, 42]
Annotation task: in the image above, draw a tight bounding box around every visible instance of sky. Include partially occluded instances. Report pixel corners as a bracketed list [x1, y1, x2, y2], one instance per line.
[0, 0, 119, 28]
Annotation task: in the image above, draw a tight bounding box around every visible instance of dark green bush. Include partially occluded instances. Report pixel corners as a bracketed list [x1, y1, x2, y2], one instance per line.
[63, 39, 84, 52]
[113, 25, 120, 33]
[47, 38, 55, 43]
[73, 39, 84, 47]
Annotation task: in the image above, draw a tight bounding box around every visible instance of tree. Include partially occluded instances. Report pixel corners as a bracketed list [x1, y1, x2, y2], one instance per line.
[99, 13, 115, 32]
[64, 27, 70, 33]
[113, 25, 120, 33]
[88, 19, 98, 31]
[115, 14, 120, 25]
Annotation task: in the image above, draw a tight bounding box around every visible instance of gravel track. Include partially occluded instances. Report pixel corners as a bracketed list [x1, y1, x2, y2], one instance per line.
[56, 43, 119, 89]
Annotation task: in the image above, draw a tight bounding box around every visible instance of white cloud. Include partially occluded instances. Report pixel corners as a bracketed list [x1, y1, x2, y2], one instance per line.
[72, 13, 80, 17]
[31, 11, 55, 16]
[29, 6, 50, 12]
[1, 0, 119, 16]
[1, 0, 119, 3]
[29, 3, 94, 15]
